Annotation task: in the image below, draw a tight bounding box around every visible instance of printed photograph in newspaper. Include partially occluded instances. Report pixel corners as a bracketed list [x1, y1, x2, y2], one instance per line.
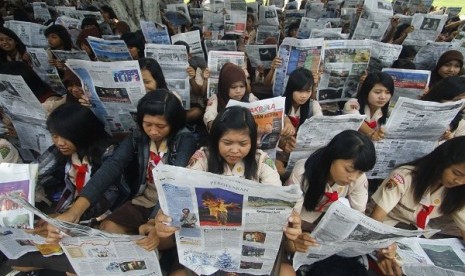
[196, 188, 243, 227]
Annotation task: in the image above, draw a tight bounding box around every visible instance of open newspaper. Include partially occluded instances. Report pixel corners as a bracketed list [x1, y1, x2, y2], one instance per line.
[205, 40, 237, 53]
[207, 51, 245, 98]
[0, 163, 37, 229]
[140, 20, 170, 45]
[255, 25, 281, 45]
[403, 14, 448, 48]
[368, 97, 465, 179]
[393, 0, 432, 15]
[4, 20, 48, 48]
[153, 165, 302, 275]
[258, 5, 279, 27]
[413, 41, 456, 70]
[86, 36, 132, 62]
[145, 44, 190, 108]
[273, 38, 324, 97]
[318, 40, 371, 102]
[224, 0, 247, 36]
[66, 59, 145, 134]
[0, 74, 52, 153]
[203, 10, 225, 40]
[297, 18, 329, 39]
[367, 41, 402, 73]
[171, 30, 204, 60]
[227, 97, 285, 159]
[397, 237, 465, 276]
[0, 227, 48, 259]
[245, 44, 277, 69]
[381, 68, 430, 105]
[51, 50, 91, 62]
[32, 2, 51, 24]
[287, 115, 366, 173]
[293, 200, 436, 270]
[27, 47, 67, 96]
[352, 0, 393, 41]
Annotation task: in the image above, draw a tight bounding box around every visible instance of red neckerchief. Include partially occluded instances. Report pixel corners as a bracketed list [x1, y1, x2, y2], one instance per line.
[72, 163, 87, 194]
[288, 115, 300, 129]
[317, 191, 339, 212]
[366, 120, 377, 129]
[416, 205, 434, 229]
[147, 151, 162, 184]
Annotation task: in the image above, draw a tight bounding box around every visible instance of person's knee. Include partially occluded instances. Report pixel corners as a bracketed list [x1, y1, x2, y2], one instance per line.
[100, 219, 127, 234]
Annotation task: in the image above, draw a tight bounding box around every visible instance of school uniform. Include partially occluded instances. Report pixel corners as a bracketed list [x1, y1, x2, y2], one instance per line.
[287, 159, 369, 223]
[287, 100, 323, 126]
[0, 138, 19, 163]
[372, 165, 465, 231]
[203, 93, 259, 127]
[188, 147, 282, 186]
[343, 99, 383, 129]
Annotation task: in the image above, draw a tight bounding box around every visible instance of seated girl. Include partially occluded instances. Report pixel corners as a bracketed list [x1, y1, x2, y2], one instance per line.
[429, 50, 464, 88]
[343, 72, 394, 141]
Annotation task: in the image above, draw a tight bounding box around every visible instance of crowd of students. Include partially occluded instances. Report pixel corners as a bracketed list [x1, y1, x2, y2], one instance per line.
[0, 0, 464, 275]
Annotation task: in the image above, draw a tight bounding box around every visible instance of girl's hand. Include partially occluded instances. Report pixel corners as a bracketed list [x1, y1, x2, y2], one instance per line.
[376, 244, 402, 276]
[370, 128, 386, 141]
[284, 210, 302, 241]
[282, 136, 296, 153]
[155, 210, 178, 238]
[257, 65, 265, 75]
[78, 95, 91, 108]
[293, 232, 319, 252]
[46, 212, 79, 244]
[202, 68, 210, 79]
[271, 57, 282, 70]
[440, 128, 453, 141]
[187, 66, 196, 79]
[25, 219, 48, 237]
[136, 219, 160, 251]
[281, 117, 295, 136]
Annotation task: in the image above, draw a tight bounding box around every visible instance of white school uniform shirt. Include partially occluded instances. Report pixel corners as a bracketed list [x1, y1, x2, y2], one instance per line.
[203, 93, 259, 127]
[288, 101, 323, 119]
[287, 159, 369, 223]
[343, 99, 383, 129]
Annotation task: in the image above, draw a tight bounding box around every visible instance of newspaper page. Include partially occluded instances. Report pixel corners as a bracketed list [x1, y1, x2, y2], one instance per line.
[171, 30, 204, 60]
[392, 0, 433, 15]
[4, 20, 48, 48]
[413, 41, 456, 71]
[27, 47, 67, 96]
[204, 40, 237, 53]
[445, 7, 462, 19]
[190, 7, 204, 28]
[153, 165, 302, 275]
[0, 74, 51, 153]
[58, 9, 103, 22]
[0, 163, 37, 229]
[0, 227, 48, 259]
[55, 5, 76, 16]
[203, 10, 225, 40]
[397, 238, 465, 276]
[224, 0, 247, 36]
[54, 15, 81, 30]
[258, 5, 279, 27]
[284, 10, 306, 29]
[32, 2, 51, 24]
[207, 51, 245, 98]
[60, 236, 162, 276]
[255, 25, 281, 45]
[145, 44, 190, 108]
[86, 36, 132, 62]
[66, 59, 145, 134]
[381, 68, 430, 105]
[305, 2, 325, 19]
[293, 200, 435, 270]
[227, 97, 285, 159]
[167, 3, 192, 25]
[245, 45, 277, 69]
[287, 115, 366, 172]
[318, 40, 372, 103]
[297, 18, 328, 39]
[310, 28, 349, 40]
[51, 50, 91, 62]
[352, 0, 393, 41]
[273, 38, 324, 97]
[139, 20, 170, 45]
[269, 0, 284, 8]
[403, 14, 448, 48]
[368, 97, 465, 179]
[367, 41, 402, 73]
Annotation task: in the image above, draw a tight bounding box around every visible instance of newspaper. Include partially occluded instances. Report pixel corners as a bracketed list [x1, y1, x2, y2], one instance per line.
[293, 200, 435, 270]
[224, 0, 247, 35]
[55, 5, 76, 16]
[255, 25, 281, 45]
[86, 36, 132, 62]
[318, 40, 372, 103]
[413, 41, 456, 71]
[403, 14, 448, 48]
[393, 0, 433, 15]
[56, 9, 103, 22]
[4, 20, 48, 48]
[269, 0, 284, 9]
[310, 29, 349, 40]
[367, 41, 402, 73]
[60, 236, 162, 276]
[203, 10, 225, 40]
[207, 51, 245, 98]
[287, 115, 366, 173]
[190, 7, 204, 28]
[273, 38, 324, 97]
[352, 0, 393, 41]
[167, 3, 191, 24]
[397, 238, 465, 276]
[368, 97, 465, 179]
[305, 2, 325, 19]
[0, 163, 38, 229]
[297, 18, 329, 39]
[27, 47, 67, 96]
[145, 44, 190, 108]
[171, 30, 204, 60]
[65, 59, 145, 134]
[51, 50, 91, 62]
[32, 2, 51, 24]
[245, 45, 277, 69]
[381, 68, 430, 105]
[54, 15, 81, 30]
[153, 165, 302, 275]
[284, 10, 306, 29]
[258, 5, 279, 27]
[139, 20, 170, 45]
[227, 97, 285, 159]
[445, 7, 462, 19]
[204, 40, 237, 53]
[0, 227, 48, 259]
[0, 74, 51, 153]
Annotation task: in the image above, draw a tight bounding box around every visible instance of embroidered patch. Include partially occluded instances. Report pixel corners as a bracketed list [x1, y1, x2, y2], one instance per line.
[392, 174, 405, 185]
[0, 145, 10, 159]
[207, 99, 213, 106]
[433, 198, 441, 205]
[236, 166, 243, 173]
[385, 173, 405, 190]
[187, 150, 204, 167]
[263, 157, 275, 169]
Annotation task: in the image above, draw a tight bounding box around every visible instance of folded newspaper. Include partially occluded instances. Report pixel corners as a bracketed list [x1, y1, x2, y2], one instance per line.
[154, 165, 302, 275]
[293, 200, 438, 270]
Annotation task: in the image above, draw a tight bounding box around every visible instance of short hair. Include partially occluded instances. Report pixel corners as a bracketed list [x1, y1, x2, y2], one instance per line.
[136, 89, 186, 136]
[138, 58, 168, 89]
[173, 40, 190, 54]
[81, 17, 100, 31]
[121, 31, 145, 58]
[44, 24, 73, 50]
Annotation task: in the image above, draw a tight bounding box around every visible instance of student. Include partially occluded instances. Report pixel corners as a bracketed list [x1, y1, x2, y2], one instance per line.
[80, 17, 102, 36]
[421, 76, 465, 139]
[276, 68, 323, 176]
[122, 31, 145, 60]
[0, 27, 30, 64]
[371, 136, 465, 240]
[238, 14, 257, 51]
[285, 130, 377, 274]
[99, 5, 118, 35]
[204, 62, 258, 130]
[75, 26, 102, 61]
[429, 50, 464, 88]
[44, 24, 74, 74]
[139, 58, 169, 91]
[47, 90, 197, 240]
[343, 72, 394, 141]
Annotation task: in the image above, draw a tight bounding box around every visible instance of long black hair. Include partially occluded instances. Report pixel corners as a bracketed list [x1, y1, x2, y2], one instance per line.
[207, 106, 258, 180]
[44, 24, 73, 50]
[0, 27, 27, 63]
[401, 136, 465, 215]
[138, 58, 168, 90]
[302, 130, 376, 211]
[284, 67, 314, 127]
